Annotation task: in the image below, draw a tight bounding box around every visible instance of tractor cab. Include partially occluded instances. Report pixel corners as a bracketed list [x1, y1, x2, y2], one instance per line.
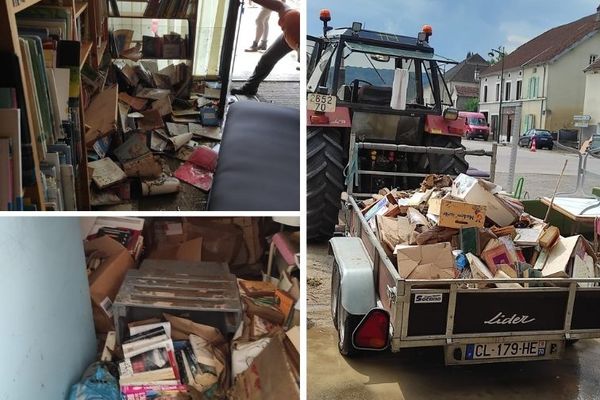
[307, 21, 456, 118]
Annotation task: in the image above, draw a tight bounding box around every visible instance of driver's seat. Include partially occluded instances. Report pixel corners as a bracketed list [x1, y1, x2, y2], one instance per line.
[356, 85, 393, 106]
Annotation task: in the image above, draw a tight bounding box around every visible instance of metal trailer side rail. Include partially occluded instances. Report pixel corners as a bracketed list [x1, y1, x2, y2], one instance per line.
[346, 195, 600, 355]
[346, 135, 498, 197]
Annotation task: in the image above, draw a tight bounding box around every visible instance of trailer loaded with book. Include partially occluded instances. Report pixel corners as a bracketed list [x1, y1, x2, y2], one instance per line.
[71, 217, 300, 399]
[329, 173, 600, 364]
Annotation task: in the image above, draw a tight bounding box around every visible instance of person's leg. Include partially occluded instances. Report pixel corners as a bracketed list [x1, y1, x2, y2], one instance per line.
[233, 33, 292, 95]
[246, 7, 272, 52]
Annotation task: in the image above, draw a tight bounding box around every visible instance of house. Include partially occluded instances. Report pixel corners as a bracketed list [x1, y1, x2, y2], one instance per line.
[425, 53, 489, 110]
[582, 59, 600, 136]
[479, 5, 600, 142]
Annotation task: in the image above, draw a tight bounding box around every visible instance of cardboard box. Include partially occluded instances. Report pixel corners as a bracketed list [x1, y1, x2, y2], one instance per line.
[84, 235, 135, 333]
[541, 235, 598, 278]
[184, 218, 254, 265]
[146, 236, 203, 262]
[451, 174, 517, 227]
[394, 242, 456, 279]
[147, 220, 244, 264]
[438, 199, 486, 229]
[376, 215, 414, 254]
[231, 334, 299, 400]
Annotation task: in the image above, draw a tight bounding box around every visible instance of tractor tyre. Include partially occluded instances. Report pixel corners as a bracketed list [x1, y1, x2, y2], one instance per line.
[424, 135, 469, 176]
[307, 127, 345, 241]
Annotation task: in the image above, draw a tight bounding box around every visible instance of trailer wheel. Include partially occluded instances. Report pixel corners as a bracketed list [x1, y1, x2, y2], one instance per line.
[423, 135, 469, 176]
[307, 127, 345, 241]
[336, 285, 361, 356]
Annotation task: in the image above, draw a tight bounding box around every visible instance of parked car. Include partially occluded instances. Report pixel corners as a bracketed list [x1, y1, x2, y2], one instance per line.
[519, 129, 554, 150]
[459, 112, 490, 141]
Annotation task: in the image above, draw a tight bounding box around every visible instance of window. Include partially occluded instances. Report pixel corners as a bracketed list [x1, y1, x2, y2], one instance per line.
[505, 81, 511, 101]
[495, 83, 500, 101]
[590, 54, 598, 65]
[193, 0, 231, 77]
[483, 85, 488, 102]
[528, 76, 539, 98]
[516, 80, 522, 100]
[524, 114, 536, 131]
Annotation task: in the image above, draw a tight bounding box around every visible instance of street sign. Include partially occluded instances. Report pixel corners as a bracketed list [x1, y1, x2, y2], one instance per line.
[574, 115, 591, 128]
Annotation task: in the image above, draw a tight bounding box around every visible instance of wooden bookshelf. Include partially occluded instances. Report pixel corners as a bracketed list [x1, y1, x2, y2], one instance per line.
[80, 40, 93, 68]
[109, 14, 194, 20]
[0, 0, 108, 210]
[74, 2, 88, 18]
[11, 0, 43, 14]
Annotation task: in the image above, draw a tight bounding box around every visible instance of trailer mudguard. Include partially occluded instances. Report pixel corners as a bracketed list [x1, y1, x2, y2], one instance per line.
[329, 237, 376, 315]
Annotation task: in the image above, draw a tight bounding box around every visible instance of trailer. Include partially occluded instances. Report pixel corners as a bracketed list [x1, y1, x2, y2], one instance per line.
[329, 194, 600, 365]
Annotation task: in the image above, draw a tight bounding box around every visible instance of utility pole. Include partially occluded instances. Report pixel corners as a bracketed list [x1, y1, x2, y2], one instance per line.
[489, 47, 506, 143]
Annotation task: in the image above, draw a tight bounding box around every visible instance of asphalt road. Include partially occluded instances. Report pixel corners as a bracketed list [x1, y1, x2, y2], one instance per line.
[463, 140, 600, 199]
[307, 242, 600, 400]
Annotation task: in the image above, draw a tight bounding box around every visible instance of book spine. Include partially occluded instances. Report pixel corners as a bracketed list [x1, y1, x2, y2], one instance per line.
[167, 350, 181, 383]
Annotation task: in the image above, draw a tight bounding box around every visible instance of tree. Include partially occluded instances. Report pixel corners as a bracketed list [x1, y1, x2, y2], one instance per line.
[464, 97, 479, 112]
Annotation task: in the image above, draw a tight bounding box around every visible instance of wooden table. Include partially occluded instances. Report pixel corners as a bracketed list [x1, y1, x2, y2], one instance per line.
[541, 197, 600, 234]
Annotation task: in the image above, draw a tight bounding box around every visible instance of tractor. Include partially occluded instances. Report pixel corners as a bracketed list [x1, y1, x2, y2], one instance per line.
[307, 10, 469, 240]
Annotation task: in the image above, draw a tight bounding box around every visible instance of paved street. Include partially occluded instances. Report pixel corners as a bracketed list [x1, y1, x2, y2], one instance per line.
[463, 140, 600, 198]
[307, 242, 600, 400]
[232, 1, 301, 81]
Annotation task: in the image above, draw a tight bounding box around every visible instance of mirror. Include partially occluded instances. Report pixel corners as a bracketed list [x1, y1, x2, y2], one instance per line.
[443, 108, 459, 121]
[371, 54, 390, 62]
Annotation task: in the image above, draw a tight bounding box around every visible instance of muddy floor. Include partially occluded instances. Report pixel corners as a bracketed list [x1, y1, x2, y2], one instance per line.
[307, 242, 600, 400]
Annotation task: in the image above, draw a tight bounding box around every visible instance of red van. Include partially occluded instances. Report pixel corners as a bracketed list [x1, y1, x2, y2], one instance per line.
[459, 111, 490, 141]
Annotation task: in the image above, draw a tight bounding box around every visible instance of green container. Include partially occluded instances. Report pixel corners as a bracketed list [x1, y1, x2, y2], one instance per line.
[522, 199, 594, 240]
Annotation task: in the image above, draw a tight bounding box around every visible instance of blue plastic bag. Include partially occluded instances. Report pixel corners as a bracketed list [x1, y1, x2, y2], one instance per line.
[68, 362, 120, 400]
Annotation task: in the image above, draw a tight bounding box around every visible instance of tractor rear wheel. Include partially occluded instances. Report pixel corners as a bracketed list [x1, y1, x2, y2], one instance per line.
[424, 135, 469, 176]
[307, 127, 345, 241]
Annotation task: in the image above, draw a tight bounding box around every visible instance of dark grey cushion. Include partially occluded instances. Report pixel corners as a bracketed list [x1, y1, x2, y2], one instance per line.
[208, 101, 299, 211]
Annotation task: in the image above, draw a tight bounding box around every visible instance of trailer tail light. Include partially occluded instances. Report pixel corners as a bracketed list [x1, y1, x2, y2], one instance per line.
[353, 309, 390, 350]
[310, 114, 329, 124]
[387, 151, 395, 161]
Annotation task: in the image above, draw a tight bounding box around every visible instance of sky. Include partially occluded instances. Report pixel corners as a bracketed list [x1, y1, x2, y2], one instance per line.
[307, 0, 600, 62]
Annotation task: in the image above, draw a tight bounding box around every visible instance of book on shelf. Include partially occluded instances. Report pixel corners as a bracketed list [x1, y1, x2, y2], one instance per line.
[0, 55, 36, 203]
[142, 0, 194, 18]
[0, 139, 14, 211]
[0, 108, 23, 210]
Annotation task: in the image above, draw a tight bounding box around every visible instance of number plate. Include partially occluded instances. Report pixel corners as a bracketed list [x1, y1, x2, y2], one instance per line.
[466, 341, 546, 360]
[307, 93, 336, 113]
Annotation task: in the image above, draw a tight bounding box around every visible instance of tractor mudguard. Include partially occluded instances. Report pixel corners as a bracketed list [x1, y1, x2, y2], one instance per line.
[307, 107, 352, 128]
[329, 237, 376, 315]
[425, 114, 466, 137]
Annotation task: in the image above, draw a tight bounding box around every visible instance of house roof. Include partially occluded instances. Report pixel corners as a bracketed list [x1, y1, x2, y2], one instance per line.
[482, 13, 599, 76]
[444, 53, 489, 83]
[585, 58, 600, 72]
[454, 85, 480, 98]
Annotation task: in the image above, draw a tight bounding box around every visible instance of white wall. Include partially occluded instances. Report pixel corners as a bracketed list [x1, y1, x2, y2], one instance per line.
[546, 32, 600, 131]
[0, 218, 96, 400]
[583, 71, 600, 126]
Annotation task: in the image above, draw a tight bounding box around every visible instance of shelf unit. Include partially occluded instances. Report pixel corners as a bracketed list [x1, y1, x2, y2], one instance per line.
[108, 1, 196, 64]
[0, 0, 108, 210]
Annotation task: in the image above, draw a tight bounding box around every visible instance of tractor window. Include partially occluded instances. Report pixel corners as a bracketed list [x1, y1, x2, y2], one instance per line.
[307, 43, 337, 92]
[341, 49, 419, 105]
[306, 36, 323, 77]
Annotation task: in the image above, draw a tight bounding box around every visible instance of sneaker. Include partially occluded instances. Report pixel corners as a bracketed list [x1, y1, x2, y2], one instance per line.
[231, 85, 258, 96]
